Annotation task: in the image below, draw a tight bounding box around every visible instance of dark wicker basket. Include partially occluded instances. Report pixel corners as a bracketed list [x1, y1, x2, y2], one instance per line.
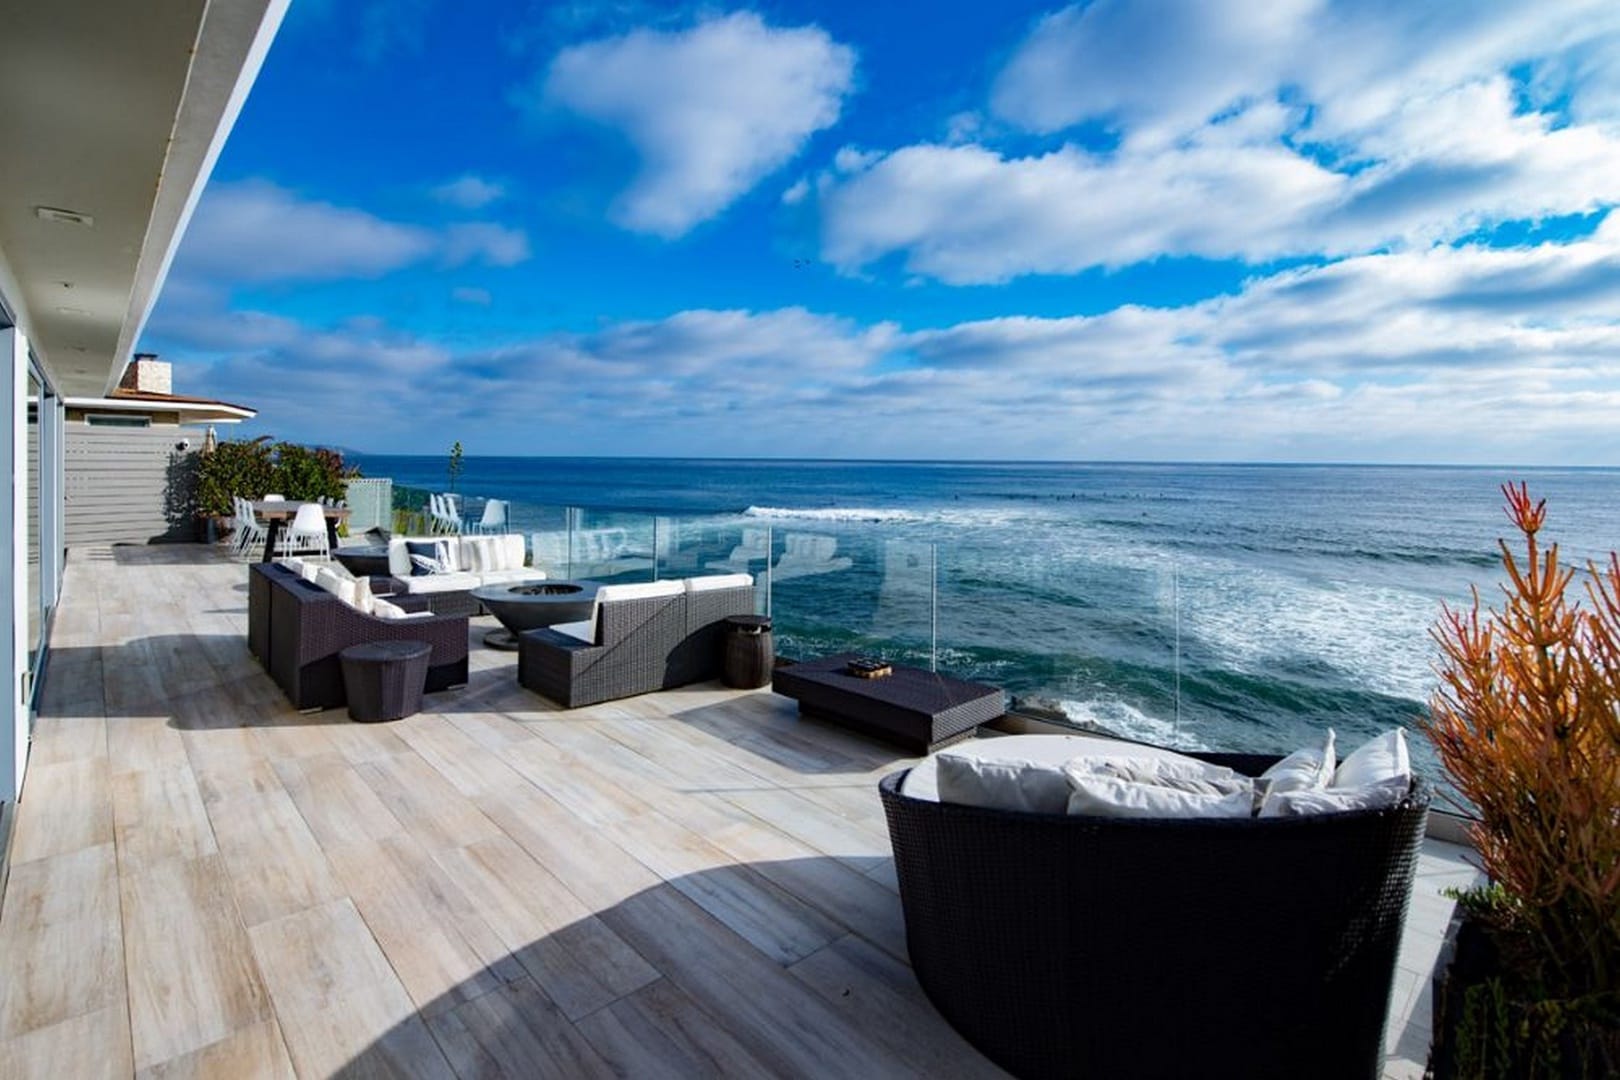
[879, 752, 1431, 1080]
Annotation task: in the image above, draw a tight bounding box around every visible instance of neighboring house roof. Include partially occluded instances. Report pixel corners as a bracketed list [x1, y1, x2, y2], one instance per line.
[64, 388, 256, 423]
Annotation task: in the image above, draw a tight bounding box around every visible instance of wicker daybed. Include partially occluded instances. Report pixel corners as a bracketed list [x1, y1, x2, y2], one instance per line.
[879, 750, 1431, 1080]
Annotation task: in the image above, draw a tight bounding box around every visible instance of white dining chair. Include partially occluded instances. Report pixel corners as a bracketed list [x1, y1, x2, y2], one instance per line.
[276, 502, 330, 559]
[474, 499, 508, 534]
[233, 497, 267, 560]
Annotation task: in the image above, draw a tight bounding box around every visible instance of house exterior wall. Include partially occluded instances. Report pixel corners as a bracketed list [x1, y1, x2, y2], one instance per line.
[65, 422, 198, 545]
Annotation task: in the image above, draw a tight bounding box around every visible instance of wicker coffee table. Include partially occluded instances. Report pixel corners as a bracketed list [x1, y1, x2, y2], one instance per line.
[772, 652, 1003, 753]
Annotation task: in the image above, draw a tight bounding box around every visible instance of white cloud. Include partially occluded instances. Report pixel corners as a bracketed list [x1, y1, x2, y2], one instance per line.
[173, 181, 532, 284]
[432, 175, 506, 209]
[178, 179, 435, 283]
[539, 12, 855, 237]
[818, 2, 1620, 283]
[443, 223, 531, 267]
[159, 225, 1620, 463]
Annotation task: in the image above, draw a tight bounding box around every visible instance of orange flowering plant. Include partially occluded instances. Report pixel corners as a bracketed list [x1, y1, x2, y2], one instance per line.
[1422, 483, 1619, 1066]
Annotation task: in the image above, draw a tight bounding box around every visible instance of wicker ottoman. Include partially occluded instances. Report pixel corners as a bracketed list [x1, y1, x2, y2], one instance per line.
[722, 615, 774, 689]
[773, 653, 1003, 753]
[339, 639, 431, 722]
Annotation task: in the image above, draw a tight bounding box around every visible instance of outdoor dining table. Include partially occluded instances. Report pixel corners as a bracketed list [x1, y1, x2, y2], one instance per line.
[252, 501, 350, 562]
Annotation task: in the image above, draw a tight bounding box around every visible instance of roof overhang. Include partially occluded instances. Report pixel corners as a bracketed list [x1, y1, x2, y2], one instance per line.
[0, 0, 288, 397]
[64, 395, 256, 424]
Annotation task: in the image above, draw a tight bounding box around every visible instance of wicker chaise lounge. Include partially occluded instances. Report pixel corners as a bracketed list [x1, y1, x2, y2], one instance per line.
[879, 751, 1431, 1080]
[518, 575, 754, 707]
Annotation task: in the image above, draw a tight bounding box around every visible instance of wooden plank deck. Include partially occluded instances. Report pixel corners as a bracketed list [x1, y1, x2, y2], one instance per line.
[0, 544, 1476, 1078]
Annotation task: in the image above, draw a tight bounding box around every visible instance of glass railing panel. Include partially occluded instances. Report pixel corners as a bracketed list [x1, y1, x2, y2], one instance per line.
[522, 503, 573, 578]
[930, 527, 1190, 749]
[568, 507, 657, 584]
[745, 516, 936, 668]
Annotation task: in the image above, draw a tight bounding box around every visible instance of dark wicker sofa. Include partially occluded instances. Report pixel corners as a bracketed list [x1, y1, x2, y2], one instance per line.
[879, 752, 1431, 1080]
[249, 563, 469, 711]
[518, 579, 754, 707]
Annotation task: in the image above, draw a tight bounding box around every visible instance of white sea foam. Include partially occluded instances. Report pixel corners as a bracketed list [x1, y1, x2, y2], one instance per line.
[1055, 697, 1210, 751]
[743, 505, 923, 524]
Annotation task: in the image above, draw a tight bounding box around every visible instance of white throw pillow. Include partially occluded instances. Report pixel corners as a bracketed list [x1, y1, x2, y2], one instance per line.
[279, 557, 304, 577]
[353, 575, 375, 616]
[373, 598, 432, 620]
[1063, 763, 1257, 819]
[314, 566, 356, 607]
[1260, 784, 1409, 817]
[1260, 729, 1337, 794]
[935, 754, 1073, 814]
[1334, 729, 1410, 790]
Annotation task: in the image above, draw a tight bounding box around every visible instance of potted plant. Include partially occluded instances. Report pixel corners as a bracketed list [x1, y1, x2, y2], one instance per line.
[1422, 484, 1620, 1077]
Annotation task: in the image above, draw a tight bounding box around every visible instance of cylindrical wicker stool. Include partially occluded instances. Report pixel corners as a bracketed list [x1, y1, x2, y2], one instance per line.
[339, 639, 432, 722]
[722, 615, 773, 689]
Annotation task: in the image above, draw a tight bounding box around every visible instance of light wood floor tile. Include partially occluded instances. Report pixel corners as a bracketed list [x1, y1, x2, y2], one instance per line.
[137, 1019, 294, 1080]
[8, 757, 113, 864]
[248, 899, 453, 1080]
[0, 1001, 132, 1080]
[208, 789, 343, 927]
[120, 854, 271, 1070]
[112, 764, 218, 871]
[0, 843, 124, 1039]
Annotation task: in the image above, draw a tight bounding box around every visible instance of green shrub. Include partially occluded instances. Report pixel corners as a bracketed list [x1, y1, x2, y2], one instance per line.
[196, 436, 361, 516]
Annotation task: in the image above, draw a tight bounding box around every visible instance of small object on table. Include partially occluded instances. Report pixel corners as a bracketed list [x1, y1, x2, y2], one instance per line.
[845, 655, 892, 679]
[722, 615, 774, 689]
[339, 639, 432, 722]
[773, 652, 1003, 753]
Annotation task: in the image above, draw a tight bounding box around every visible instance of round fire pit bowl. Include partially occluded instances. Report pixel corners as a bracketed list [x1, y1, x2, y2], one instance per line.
[471, 580, 601, 651]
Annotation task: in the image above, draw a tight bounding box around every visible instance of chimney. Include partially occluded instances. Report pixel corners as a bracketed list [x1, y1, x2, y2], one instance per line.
[119, 352, 172, 395]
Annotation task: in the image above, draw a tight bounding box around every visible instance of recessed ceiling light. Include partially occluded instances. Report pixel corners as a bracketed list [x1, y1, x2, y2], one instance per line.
[35, 206, 94, 227]
[55, 306, 90, 316]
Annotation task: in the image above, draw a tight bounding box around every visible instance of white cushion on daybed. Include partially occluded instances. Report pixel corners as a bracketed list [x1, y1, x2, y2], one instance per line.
[1064, 758, 1255, 818]
[1262, 729, 1412, 817]
[935, 754, 1076, 814]
[904, 734, 1200, 804]
[1259, 729, 1336, 794]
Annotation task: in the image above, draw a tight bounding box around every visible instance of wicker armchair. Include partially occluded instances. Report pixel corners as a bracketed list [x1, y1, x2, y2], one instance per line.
[879, 752, 1431, 1080]
[256, 564, 469, 711]
[518, 582, 753, 708]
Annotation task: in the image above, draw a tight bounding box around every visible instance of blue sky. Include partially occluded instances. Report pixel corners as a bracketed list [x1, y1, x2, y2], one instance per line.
[142, 0, 1620, 463]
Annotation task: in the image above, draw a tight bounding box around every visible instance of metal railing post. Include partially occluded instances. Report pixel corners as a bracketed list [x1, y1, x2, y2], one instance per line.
[930, 542, 938, 673]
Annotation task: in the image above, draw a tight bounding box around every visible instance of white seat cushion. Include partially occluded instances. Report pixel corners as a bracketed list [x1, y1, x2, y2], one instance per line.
[477, 568, 539, 586]
[902, 734, 1207, 802]
[550, 619, 595, 643]
[399, 571, 483, 594]
[373, 598, 433, 620]
[685, 573, 753, 592]
[597, 580, 683, 602]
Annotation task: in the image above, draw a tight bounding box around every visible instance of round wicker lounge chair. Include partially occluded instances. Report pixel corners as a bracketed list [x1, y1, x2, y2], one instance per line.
[879, 752, 1431, 1080]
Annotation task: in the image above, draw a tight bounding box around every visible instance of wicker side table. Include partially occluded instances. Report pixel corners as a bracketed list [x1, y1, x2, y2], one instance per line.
[722, 615, 773, 688]
[339, 639, 431, 722]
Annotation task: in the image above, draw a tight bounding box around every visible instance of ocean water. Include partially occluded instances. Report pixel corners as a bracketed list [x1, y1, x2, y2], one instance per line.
[350, 455, 1620, 789]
